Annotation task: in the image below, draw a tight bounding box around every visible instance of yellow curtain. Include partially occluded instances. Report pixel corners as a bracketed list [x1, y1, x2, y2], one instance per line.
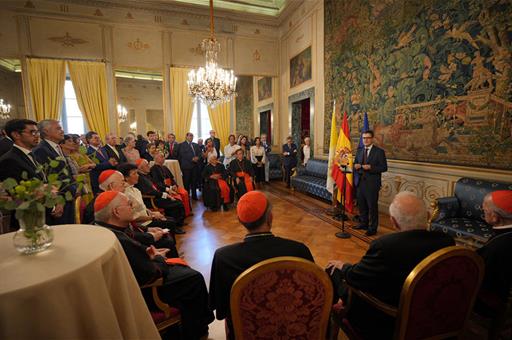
[26, 58, 66, 121]
[67, 61, 109, 140]
[170, 67, 194, 142]
[207, 102, 231, 150]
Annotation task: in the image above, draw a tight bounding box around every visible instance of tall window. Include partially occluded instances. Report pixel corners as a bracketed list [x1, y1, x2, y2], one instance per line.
[61, 80, 86, 134]
[190, 101, 212, 141]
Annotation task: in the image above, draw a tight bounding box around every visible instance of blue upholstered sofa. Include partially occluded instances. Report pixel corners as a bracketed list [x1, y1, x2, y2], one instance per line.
[267, 153, 283, 180]
[430, 177, 512, 248]
[291, 159, 332, 201]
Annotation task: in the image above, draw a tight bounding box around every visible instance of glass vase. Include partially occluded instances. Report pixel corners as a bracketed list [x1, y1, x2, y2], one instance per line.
[13, 210, 53, 255]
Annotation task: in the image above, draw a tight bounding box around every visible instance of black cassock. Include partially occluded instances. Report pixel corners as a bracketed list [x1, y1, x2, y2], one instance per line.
[228, 158, 254, 198]
[202, 162, 232, 210]
[95, 221, 214, 339]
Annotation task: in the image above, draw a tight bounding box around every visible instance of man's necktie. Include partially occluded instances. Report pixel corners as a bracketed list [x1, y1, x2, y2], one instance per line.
[190, 143, 196, 156]
[363, 147, 369, 164]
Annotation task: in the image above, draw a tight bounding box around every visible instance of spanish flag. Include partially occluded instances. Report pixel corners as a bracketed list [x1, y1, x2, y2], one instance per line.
[326, 101, 338, 195]
[331, 112, 354, 212]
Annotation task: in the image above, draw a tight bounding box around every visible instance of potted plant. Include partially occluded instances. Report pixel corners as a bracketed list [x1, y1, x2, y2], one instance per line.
[0, 159, 84, 254]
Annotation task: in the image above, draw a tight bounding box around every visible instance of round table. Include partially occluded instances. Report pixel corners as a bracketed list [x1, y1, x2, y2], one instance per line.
[0, 225, 160, 340]
[164, 159, 184, 188]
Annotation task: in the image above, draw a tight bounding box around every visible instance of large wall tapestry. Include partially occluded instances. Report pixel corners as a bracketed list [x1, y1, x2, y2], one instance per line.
[290, 46, 312, 88]
[324, 0, 512, 170]
[236, 75, 254, 137]
[258, 77, 272, 101]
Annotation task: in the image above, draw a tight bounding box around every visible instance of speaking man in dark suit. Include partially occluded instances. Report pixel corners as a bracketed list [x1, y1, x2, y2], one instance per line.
[165, 133, 179, 160]
[209, 191, 314, 336]
[86, 131, 118, 194]
[177, 132, 202, 200]
[205, 130, 221, 156]
[32, 119, 75, 224]
[353, 130, 388, 236]
[282, 136, 298, 188]
[103, 133, 127, 163]
[475, 190, 512, 316]
[327, 191, 454, 339]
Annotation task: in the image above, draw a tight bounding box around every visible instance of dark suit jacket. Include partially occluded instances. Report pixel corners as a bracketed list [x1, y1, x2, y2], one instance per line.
[87, 145, 114, 194]
[209, 233, 314, 320]
[0, 146, 44, 182]
[150, 164, 175, 192]
[0, 137, 13, 158]
[177, 141, 202, 170]
[102, 144, 127, 163]
[165, 141, 179, 160]
[32, 139, 72, 183]
[354, 144, 388, 188]
[340, 230, 454, 339]
[282, 143, 298, 168]
[135, 172, 165, 199]
[477, 229, 512, 301]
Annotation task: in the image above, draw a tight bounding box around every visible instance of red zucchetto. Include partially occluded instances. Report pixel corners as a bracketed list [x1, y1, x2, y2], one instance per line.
[237, 191, 268, 223]
[94, 191, 120, 212]
[135, 158, 146, 167]
[491, 190, 512, 214]
[99, 170, 120, 185]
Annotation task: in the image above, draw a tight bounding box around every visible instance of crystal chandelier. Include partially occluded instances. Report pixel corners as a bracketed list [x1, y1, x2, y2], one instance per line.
[187, 0, 237, 107]
[117, 104, 127, 123]
[0, 99, 11, 120]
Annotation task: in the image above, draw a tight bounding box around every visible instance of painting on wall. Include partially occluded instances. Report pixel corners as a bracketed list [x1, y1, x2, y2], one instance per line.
[236, 76, 254, 137]
[258, 77, 272, 101]
[290, 46, 312, 88]
[324, 0, 512, 170]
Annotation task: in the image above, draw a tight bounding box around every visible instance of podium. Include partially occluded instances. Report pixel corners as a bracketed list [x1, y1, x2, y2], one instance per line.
[335, 165, 352, 239]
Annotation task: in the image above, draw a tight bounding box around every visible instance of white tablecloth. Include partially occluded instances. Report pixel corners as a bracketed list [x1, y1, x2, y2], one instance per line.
[164, 159, 184, 188]
[0, 225, 160, 340]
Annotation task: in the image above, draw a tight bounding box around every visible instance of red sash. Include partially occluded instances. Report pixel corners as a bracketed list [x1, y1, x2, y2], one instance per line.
[165, 258, 189, 266]
[235, 171, 254, 192]
[164, 178, 172, 186]
[217, 178, 231, 204]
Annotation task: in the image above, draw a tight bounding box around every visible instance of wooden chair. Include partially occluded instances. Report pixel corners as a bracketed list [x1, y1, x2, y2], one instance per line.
[74, 195, 82, 224]
[334, 246, 484, 340]
[141, 278, 182, 333]
[230, 256, 333, 340]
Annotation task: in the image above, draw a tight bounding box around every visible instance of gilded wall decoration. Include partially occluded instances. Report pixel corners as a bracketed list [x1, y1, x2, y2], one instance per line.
[324, 0, 512, 170]
[190, 44, 203, 56]
[290, 46, 312, 88]
[127, 38, 150, 51]
[258, 77, 272, 101]
[253, 49, 261, 62]
[236, 76, 254, 137]
[48, 32, 88, 47]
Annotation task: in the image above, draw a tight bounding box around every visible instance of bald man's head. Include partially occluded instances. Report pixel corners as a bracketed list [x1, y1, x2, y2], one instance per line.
[389, 191, 428, 231]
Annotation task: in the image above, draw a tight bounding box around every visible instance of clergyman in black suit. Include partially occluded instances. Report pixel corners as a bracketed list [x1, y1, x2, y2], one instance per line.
[282, 136, 298, 188]
[353, 130, 388, 236]
[326, 192, 454, 339]
[32, 119, 75, 225]
[103, 133, 127, 163]
[177, 132, 202, 200]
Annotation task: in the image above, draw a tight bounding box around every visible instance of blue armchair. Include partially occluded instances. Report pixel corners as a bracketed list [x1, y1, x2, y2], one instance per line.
[291, 159, 332, 201]
[267, 153, 284, 180]
[429, 177, 512, 248]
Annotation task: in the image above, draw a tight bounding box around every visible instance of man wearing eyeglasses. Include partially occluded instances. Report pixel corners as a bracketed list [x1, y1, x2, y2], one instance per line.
[353, 130, 388, 236]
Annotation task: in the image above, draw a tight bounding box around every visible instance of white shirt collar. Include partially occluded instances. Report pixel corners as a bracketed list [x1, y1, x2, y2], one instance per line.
[493, 223, 512, 230]
[13, 144, 32, 157]
[45, 139, 60, 151]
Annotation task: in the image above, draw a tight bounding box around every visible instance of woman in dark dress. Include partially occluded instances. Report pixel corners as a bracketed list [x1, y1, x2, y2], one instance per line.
[202, 155, 232, 211]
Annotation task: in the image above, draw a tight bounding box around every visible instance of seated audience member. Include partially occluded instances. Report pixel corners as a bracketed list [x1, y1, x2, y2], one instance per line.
[94, 191, 213, 339]
[475, 190, 512, 316]
[60, 134, 95, 200]
[229, 148, 255, 197]
[326, 191, 454, 339]
[202, 154, 231, 212]
[119, 162, 185, 236]
[250, 137, 266, 187]
[149, 151, 191, 217]
[155, 140, 168, 159]
[134, 158, 185, 226]
[209, 191, 314, 337]
[223, 134, 240, 168]
[122, 135, 141, 164]
[141, 143, 156, 162]
[86, 131, 117, 194]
